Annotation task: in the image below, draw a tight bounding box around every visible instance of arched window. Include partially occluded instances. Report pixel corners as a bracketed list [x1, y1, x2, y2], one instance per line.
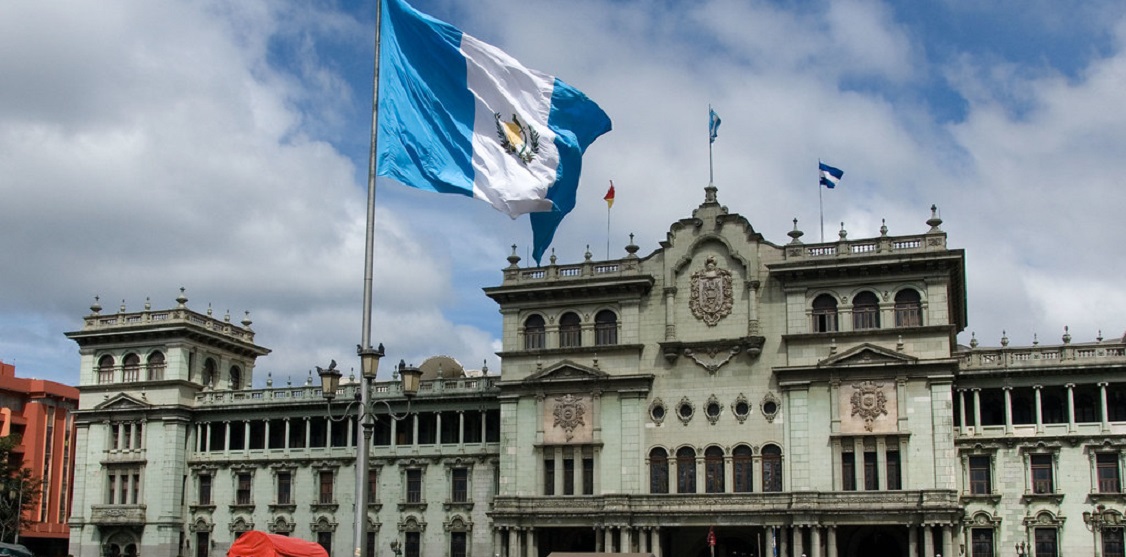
[762, 444, 783, 492]
[98, 355, 115, 385]
[649, 448, 669, 494]
[676, 447, 696, 493]
[202, 358, 217, 388]
[146, 351, 166, 381]
[852, 291, 881, 330]
[594, 310, 618, 346]
[704, 446, 725, 493]
[230, 366, 242, 390]
[812, 294, 838, 332]
[733, 445, 753, 493]
[559, 312, 582, 348]
[523, 315, 545, 350]
[894, 289, 922, 327]
[122, 353, 141, 383]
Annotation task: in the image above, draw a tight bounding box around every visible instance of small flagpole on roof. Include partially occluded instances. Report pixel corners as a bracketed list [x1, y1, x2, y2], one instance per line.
[708, 106, 721, 186]
[819, 165, 825, 242]
[604, 180, 615, 259]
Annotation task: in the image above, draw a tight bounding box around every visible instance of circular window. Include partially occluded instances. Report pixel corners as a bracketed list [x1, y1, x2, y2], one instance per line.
[678, 403, 693, 419]
[734, 401, 750, 416]
[706, 402, 722, 418]
[651, 404, 666, 421]
[763, 401, 778, 415]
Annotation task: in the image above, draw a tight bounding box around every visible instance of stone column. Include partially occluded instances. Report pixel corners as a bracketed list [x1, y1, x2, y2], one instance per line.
[224, 421, 232, 451]
[1034, 385, 1044, 433]
[876, 438, 888, 491]
[923, 525, 934, 557]
[747, 280, 760, 335]
[602, 526, 613, 553]
[972, 389, 982, 434]
[941, 525, 952, 557]
[434, 412, 442, 444]
[957, 390, 967, 435]
[1003, 386, 1014, 435]
[779, 526, 788, 557]
[653, 526, 662, 557]
[457, 410, 465, 444]
[527, 527, 536, 557]
[554, 447, 564, 496]
[663, 287, 677, 340]
[1067, 383, 1077, 433]
[243, 421, 250, 453]
[284, 419, 291, 450]
[908, 525, 917, 557]
[826, 526, 837, 557]
[492, 528, 502, 556]
[622, 527, 632, 553]
[1100, 382, 1110, 432]
[811, 526, 822, 557]
[795, 525, 805, 557]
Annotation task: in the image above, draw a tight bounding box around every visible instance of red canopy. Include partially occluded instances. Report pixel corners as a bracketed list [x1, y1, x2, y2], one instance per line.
[227, 531, 329, 557]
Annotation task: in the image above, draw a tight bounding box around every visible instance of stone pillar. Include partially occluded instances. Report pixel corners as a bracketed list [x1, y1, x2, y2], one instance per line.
[972, 389, 982, 434]
[492, 528, 502, 556]
[957, 390, 967, 435]
[664, 287, 677, 340]
[747, 280, 760, 335]
[284, 419, 291, 450]
[1067, 383, 1077, 433]
[811, 526, 822, 557]
[554, 447, 564, 496]
[653, 527, 662, 557]
[457, 410, 465, 444]
[225, 421, 232, 451]
[795, 526, 805, 556]
[507, 528, 518, 557]
[602, 526, 613, 553]
[923, 526, 934, 557]
[622, 527, 632, 553]
[826, 526, 837, 557]
[908, 525, 917, 557]
[1003, 386, 1014, 435]
[1100, 382, 1110, 432]
[434, 412, 442, 444]
[876, 438, 888, 491]
[1034, 385, 1044, 433]
[941, 525, 952, 557]
[527, 527, 536, 557]
[243, 421, 250, 453]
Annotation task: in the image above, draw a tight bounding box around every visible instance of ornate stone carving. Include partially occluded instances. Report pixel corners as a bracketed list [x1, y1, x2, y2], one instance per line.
[760, 392, 780, 423]
[850, 381, 888, 431]
[689, 256, 733, 326]
[552, 394, 586, 441]
[684, 344, 741, 374]
[731, 393, 751, 424]
[648, 398, 667, 425]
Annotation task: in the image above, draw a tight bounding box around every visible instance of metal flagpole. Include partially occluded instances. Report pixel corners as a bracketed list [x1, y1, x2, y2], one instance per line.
[356, 1, 383, 556]
[708, 105, 715, 186]
[819, 173, 824, 243]
[606, 202, 610, 260]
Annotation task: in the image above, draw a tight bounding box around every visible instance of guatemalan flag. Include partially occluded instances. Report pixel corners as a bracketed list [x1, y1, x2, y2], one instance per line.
[819, 160, 844, 189]
[377, 0, 612, 264]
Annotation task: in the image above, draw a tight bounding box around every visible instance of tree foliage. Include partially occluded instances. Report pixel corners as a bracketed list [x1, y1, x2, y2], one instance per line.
[0, 436, 44, 544]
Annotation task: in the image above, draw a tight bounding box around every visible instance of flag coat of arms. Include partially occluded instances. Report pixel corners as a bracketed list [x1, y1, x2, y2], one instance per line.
[377, 0, 612, 264]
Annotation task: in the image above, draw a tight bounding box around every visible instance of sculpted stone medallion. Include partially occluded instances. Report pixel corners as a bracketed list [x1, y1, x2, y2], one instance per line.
[850, 381, 888, 431]
[689, 256, 733, 326]
[552, 394, 586, 441]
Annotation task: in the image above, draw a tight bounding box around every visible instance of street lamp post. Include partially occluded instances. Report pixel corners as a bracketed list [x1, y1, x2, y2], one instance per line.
[1014, 541, 1028, 557]
[318, 346, 422, 557]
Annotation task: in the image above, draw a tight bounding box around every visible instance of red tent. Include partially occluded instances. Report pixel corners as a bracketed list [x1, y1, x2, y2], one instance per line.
[227, 531, 329, 557]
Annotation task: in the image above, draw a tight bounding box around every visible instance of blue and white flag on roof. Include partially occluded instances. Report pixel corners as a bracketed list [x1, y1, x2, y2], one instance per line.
[819, 160, 844, 189]
[377, 0, 612, 265]
[709, 108, 721, 144]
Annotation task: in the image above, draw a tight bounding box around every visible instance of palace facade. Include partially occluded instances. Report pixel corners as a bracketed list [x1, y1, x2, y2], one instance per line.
[65, 186, 1126, 557]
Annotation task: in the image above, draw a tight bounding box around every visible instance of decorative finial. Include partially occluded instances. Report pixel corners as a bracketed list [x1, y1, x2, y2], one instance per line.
[970, 332, 978, 349]
[241, 311, 252, 329]
[119, 300, 127, 313]
[266, 372, 273, 387]
[838, 222, 847, 240]
[626, 233, 640, 257]
[1098, 330, 1104, 343]
[829, 338, 837, 354]
[1001, 330, 1009, 347]
[592, 355, 599, 370]
[144, 297, 151, 311]
[306, 369, 313, 386]
[880, 219, 888, 237]
[788, 218, 804, 244]
[1062, 326, 1071, 344]
[224, 310, 231, 323]
[584, 245, 592, 261]
[176, 287, 188, 308]
[90, 295, 102, 315]
[550, 248, 557, 265]
[506, 244, 520, 268]
[1033, 333, 1039, 346]
[286, 375, 292, 387]
[482, 359, 488, 375]
[926, 204, 943, 232]
[207, 303, 213, 316]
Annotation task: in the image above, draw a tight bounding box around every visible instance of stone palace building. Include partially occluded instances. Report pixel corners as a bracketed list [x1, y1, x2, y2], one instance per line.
[64, 185, 1126, 557]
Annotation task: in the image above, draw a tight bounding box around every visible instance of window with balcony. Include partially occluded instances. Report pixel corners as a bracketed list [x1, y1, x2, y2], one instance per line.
[594, 310, 618, 346]
[1098, 453, 1121, 493]
[98, 355, 115, 385]
[1031, 454, 1054, 494]
[544, 457, 555, 496]
[969, 456, 992, 495]
[230, 366, 242, 390]
[705, 446, 725, 493]
[106, 468, 141, 505]
[276, 472, 292, 505]
[563, 450, 575, 495]
[863, 452, 879, 491]
[236, 473, 253, 505]
[122, 353, 141, 382]
[405, 531, 421, 557]
[368, 470, 379, 504]
[451, 468, 468, 503]
[812, 294, 838, 332]
[842, 451, 856, 491]
[406, 469, 423, 503]
[318, 471, 333, 504]
[676, 447, 697, 494]
[1104, 528, 1124, 557]
[852, 291, 880, 330]
[523, 315, 545, 350]
[450, 531, 467, 557]
[649, 448, 669, 494]
[894, 288, 922, 327]
[762, 444, 783, 492]
[970, 529, 993, 557]
[196, 533, 209, 557]
[733, 445, 753, 493]
[886, 450, 902, 490]
[559, 312, 582, 348]
[316, 532, 331, 556]
[199, 474, 212, 505]
[202, 358, 217, 388]
[146, 351, 165, 381]
[1034, 528, 1057, 557]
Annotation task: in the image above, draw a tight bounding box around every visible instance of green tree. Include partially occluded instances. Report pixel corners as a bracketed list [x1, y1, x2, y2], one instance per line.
[0, 436, 44, 544]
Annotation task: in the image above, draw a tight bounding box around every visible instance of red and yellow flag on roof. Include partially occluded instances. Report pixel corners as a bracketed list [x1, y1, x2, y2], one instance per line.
[604, 181, 615, 208]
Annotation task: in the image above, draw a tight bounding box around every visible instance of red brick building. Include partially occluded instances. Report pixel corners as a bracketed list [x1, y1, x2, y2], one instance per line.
[0, 361, 79, 557]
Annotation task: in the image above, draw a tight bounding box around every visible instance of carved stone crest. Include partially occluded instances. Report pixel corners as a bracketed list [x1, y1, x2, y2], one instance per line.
[689, 256, 733, 326]
[850, 381, 888, 431]
[552, 394, 586, 441]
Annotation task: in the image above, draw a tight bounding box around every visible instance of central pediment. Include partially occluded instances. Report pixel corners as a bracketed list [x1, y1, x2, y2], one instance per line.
[818, 343, 918, 367]
[523, 360, 609, 383]
[94, 393, 154, 411]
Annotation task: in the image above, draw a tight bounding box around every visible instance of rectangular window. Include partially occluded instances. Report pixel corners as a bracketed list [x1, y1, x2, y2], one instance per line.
[196, 532, 210, 557]
[582, 456, 594, 495]
[406, 469, 422, 503]
[1098, 453, 1121, 493]
[863, 452, 879, 491]
[451, 468, 468, 503]
[111, 424, 120, 451]
[107, 475, 116, 505]
[316, 532, 331, 556]
[122, 425, 131, 452]
[1031, 454, 1054, 494]
[450, 532, 467, 557]
[118, 473, 128, 504]
[1104, 528, 1124, 557]
[544, 458, 555, 496]
[969, 456, 992, 494]
[970, 529, 993, 557]
[841, 452, 856, 491]
[368, 470, 379, 504]
[276, 472, 292, 505]
[98, 368, 114, 385]
[405, 531, 420, 557]
[236, 473, 252, 505]
[705, 454, 724, 494]
[886, 450, 901, 490]
[319, 471, 333, 504]
[733, 454, 752, 493]
[199, 475, 212, 505]
[563, 453, 575, 495]
[1034, 528, 1057, 557]
[131, 473, 140, 504]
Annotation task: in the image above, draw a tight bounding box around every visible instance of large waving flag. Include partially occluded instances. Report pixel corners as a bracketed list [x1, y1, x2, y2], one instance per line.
[709, 108, 721, 144]
[819, 160, 844, 189]
[377, 0, 612, 264]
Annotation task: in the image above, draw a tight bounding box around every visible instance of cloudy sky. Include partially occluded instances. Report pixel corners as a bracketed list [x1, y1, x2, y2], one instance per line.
[3, 0, 1125, 387]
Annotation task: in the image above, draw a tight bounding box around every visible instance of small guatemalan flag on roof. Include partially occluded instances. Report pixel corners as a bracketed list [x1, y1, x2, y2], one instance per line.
[376, 0, 612, 265]
[819, 160, 844, 189]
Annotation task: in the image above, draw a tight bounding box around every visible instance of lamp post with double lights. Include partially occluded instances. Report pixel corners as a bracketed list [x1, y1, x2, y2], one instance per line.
[1014, 541, 1028, 557]
[318, 344, 422, 557]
